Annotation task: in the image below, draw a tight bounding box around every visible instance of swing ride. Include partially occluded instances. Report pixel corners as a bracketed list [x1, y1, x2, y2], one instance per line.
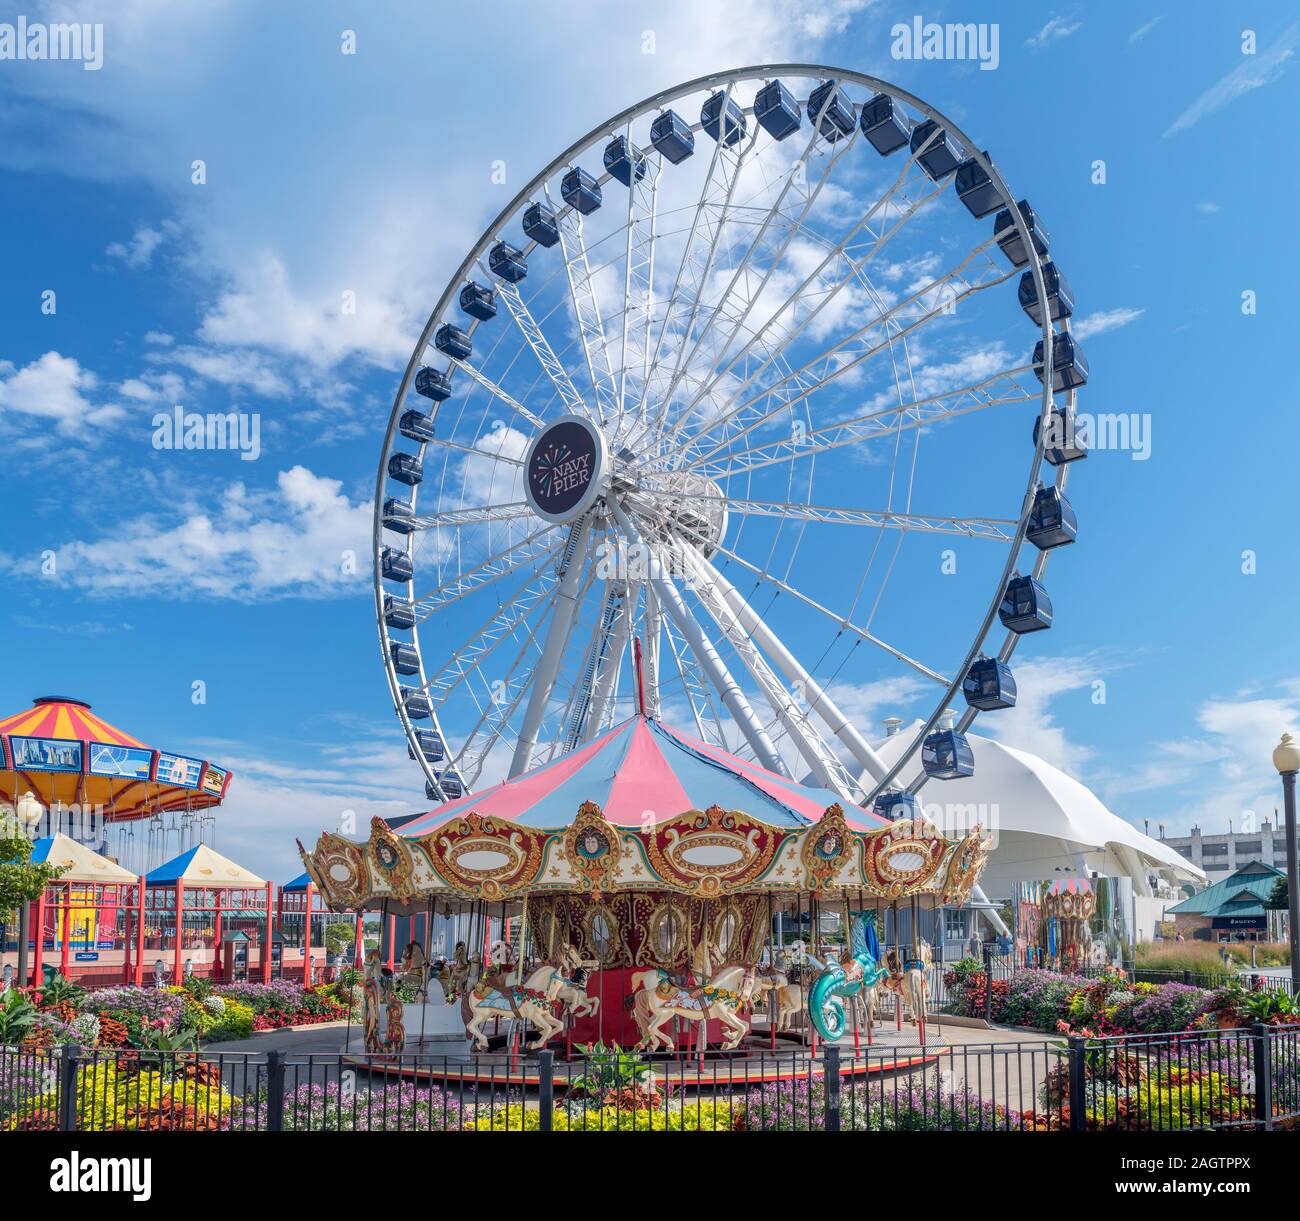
[0, 695, 232, 873]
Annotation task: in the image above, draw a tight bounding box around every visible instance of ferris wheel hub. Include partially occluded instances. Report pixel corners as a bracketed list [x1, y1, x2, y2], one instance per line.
[522, 413, 609, 524]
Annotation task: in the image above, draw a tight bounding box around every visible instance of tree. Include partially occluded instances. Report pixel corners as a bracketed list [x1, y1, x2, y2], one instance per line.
[0, 824, 65, 922]
[1268, 877, 1288, 910]
[324, 921, 355, 956]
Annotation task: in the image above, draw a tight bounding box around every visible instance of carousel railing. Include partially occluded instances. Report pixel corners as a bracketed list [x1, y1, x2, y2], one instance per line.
[5, 1026, 1300, 1132]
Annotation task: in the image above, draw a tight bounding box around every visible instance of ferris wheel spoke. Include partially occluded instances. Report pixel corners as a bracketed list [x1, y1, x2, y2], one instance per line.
[648, 119, 855, 446]
[659, 613, 727, 748]
[423, 565, 560, 702]
[639, 503, 948, 687]
[632, 488, 1017, 542]
[412, 525, 561, 617]
[550, 187, 621, 424]
[628, 83, 753, 443]
[679, 245, 1016, 468]
[579, 582, 634, 742]
[693, 364, 1038, 481]
[447, 358, 546, 430]
[667, 156, 949, 451]
[615, 136, 660, 435]
[402, 501, 533, 531]
[492, 279, 590, 419]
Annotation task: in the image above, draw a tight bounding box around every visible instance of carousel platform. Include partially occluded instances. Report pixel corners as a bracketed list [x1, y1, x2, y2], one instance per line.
[339, 1018, 949, 1088]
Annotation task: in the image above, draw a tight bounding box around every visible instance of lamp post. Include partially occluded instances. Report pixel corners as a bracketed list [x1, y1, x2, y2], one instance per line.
[1272, 732, 1300, 997]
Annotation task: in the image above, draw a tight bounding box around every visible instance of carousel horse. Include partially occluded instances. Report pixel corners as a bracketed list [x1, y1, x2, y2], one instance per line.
[460, 945, 580, 1052]
[630, 963, 759, 1052]
[808, 913, 887, 1041]
[399, 940, 430, 999]
[445, 942, 471, 1002]
[753, 967, 805, 1034]
[883, 942, 932, 1041]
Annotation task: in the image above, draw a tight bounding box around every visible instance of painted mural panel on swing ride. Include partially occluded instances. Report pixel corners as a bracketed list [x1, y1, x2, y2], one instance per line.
[313, 65, 1090, 1057]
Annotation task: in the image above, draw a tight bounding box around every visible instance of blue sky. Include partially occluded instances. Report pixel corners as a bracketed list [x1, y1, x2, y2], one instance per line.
[1, 0, 1297, 879]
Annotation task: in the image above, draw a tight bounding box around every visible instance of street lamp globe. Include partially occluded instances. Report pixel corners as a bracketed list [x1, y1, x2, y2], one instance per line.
[1274, 733, 1300, 775]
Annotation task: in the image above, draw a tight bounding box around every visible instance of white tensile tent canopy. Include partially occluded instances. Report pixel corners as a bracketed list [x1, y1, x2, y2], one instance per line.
[868, 722, 1203, 899]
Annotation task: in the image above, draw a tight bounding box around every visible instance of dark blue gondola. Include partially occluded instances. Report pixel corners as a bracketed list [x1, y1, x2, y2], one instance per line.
[860, 93, 913, 154]
[383, 594, 416, 631]
[489, 240, 528, 282]
[561, 167, 602, 214]
[873, 789, 922, 821]
[401, 689, 431, 719]
[999, 574, 1053, 634]
[922, 727, 975, 779]
[603, 135, 647, 186]
[435, 770, 464, 799]
[1026, 486, 1078, 550]
[650, 109, 695, 163]
[807, 80, 855, 141]
[381, 546, 413, 583]
[410, 729, 445, 763]
[701, 90, 747, 146]
[910, 119, 964, 181]
[383, 496, 416, 534]
[1019, 263, 1074, 326]
[459, 281, 497, 322]
[995, 199, 1050, 269]
[387, 452, 423, 486]
[1032, 333, 1089, 391]
[434, 323, 472, 361]
[1033, 406, 1088, 465]
[522, 202, 560, 248]
[754, 80, 802, 140]
[414, 366, 452, 402]
[399, 408, 436, 444]
[963, 657, 1017, 711]
[390, 642, 420, 676]
[955, 151, 1006, 219]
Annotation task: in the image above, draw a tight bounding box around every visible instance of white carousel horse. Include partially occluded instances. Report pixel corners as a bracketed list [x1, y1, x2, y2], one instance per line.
[555, 977, 600, 1018]
[460, 946, 580, 1051]
[754, 969, 804, 1034]
[630, 964, 759, 1052]
[884, 943, 932, 1040]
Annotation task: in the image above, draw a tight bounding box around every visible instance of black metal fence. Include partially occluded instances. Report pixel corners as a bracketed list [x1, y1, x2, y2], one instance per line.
[4, 1025, 1299, 1132]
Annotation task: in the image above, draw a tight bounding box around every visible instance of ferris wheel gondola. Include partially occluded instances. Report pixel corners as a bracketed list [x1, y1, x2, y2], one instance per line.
[373, 65, 1086, 813]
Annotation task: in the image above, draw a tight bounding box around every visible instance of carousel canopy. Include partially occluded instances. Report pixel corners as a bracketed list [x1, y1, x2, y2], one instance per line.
[395, 715, 890, 836]
[30, 831, 137, 885]
[301, 716, 990, 913]
[868, 722, 1203, 895]
[145, 843, 265, 889]
[0, 695, 232, 823]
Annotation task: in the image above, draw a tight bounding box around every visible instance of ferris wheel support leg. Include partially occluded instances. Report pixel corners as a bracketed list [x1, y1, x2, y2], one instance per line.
[510, 517, 592, 777]
[690, 550, 891, 784]
[641, 583, 661, 719]
[610, 504, 786, 774]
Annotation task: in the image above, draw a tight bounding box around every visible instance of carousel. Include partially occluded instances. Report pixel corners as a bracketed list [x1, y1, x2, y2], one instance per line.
[298, 711, 989, 1084]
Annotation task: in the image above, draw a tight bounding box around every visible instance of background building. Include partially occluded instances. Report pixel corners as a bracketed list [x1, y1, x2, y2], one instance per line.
[1159, 819, 1287, 885]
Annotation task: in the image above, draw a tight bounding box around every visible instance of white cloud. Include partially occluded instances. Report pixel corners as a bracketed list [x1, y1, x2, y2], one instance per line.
[1071, 307, 1144, 340]
[1027, 16, 1082, 48]
[1164, 20, 1300, 137]
[0, 350, 125, 435]
[19, 465, 372, 600]
[105, 223, 170, 269]
[1128, 16, 1164, 45]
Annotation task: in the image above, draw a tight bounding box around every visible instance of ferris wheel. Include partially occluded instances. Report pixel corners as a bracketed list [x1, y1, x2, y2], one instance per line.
[374, 65, 1087, 815]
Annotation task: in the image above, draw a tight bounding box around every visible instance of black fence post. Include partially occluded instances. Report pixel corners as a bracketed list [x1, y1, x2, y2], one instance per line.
[982, 943, 994, 1024]
[58, 1043, 80, 1132]
[265, 1049, 286, 1132]
[1182, 969, 1191, 986]
[824, 1044, 841, 1131]
[538, 1049, 554, 1132]
[1253, 1023, 1274, 1132]
[1067, 1036, 1087, 1132]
